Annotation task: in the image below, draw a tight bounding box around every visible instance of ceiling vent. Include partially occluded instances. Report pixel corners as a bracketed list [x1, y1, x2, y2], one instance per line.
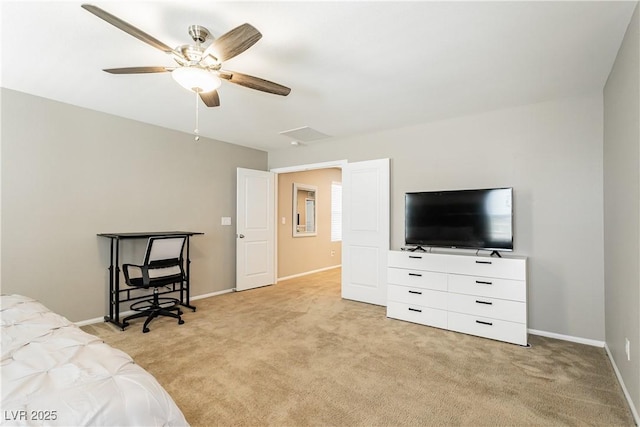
[279, 126, 331, 142]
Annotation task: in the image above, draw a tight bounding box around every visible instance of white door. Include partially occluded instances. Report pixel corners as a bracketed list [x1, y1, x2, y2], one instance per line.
[341, 158, 390, 305]
[236, 168, 275, 291]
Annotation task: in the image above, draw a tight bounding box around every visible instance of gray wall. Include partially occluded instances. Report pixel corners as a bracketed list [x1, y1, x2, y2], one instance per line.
[1, 88, 267, 322]
[604, 2, 640, 417]
[269, 94, 605, 341]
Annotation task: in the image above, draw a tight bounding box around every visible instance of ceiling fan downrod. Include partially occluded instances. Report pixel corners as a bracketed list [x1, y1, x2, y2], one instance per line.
[194, 90, 200, 142]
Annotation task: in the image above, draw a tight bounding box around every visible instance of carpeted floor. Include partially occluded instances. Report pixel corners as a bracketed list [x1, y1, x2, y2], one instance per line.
[82, 268, 635, 426]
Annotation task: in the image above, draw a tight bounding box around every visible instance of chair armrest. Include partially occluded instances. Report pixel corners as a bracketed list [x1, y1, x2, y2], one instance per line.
[122, 263, 141, 278]
[123, 264, 151, 288]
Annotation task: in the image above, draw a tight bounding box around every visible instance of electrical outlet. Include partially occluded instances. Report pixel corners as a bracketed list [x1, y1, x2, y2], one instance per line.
[331, 250, 335, 257]
[625, 338, 630, 361]
[282, 217, 286, 225]
[221, 217, 232, 226]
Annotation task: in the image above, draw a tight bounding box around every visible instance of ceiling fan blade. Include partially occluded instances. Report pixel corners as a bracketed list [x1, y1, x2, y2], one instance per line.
[199, 90, 221, 107]
[221, 71, 291, 96]
[81, 4, 174, 54]
[103, 67, 173, 74]
[202, 23, 262, 62]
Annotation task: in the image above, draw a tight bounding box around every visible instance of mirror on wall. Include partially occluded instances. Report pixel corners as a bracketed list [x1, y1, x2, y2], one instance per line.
[293, 183, 317, 237]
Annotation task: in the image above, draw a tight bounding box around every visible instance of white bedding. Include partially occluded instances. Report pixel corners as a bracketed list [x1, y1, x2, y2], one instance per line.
[1, 295, 189, 426]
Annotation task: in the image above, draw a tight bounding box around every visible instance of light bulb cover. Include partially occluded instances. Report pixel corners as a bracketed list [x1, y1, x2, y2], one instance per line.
[172, 67, 221, 93]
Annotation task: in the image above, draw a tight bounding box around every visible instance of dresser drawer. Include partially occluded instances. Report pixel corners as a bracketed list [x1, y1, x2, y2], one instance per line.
[448, 312, 527, 346]
[446, 255, 526, 280]
[387, 267, 447, 291]
[448, 274, 525, 302]
[388, 251, 448, 272]
[387, 301, 447, 329]
[447, 292, 526, 323]
[388, 284, 447, 310]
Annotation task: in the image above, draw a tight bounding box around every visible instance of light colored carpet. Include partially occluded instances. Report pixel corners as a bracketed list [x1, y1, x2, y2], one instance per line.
[83, 268, 634, 426]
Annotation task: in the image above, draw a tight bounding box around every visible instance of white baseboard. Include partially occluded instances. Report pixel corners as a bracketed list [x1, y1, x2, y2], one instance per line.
[75, 288, 234, 327]
[277, 265, 341, 282]
[75, 316, 107, 327]
[604, 343, 640, 425]
[191, 288, 234, 301]
[75, 308, 143, 327]
[528, 328, 605, 347]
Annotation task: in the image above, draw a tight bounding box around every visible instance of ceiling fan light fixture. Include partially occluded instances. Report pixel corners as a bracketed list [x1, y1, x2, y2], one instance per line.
[172, 67, 221, 93]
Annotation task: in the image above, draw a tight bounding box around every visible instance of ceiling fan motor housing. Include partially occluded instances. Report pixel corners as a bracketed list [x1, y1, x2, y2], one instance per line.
[188, 25, 210, 43]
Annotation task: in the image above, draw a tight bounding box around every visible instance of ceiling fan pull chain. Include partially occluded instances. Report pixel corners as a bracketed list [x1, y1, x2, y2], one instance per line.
[194, 90, 200, 141]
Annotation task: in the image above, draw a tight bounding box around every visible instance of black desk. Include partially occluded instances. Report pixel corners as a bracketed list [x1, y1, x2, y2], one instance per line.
[97, 231, 204, 329]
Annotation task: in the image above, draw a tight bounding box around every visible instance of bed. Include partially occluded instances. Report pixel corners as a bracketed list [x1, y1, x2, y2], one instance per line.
[1, 294, 189, 426]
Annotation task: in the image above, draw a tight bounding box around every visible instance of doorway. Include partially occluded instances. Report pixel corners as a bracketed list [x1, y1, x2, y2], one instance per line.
[273, 163, 344, 281]
[238, 158, 389, 306]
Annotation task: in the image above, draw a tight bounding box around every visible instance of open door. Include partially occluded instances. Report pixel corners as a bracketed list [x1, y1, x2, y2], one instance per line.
[341, 159, 390, 305]
[236, 168, 275, 291]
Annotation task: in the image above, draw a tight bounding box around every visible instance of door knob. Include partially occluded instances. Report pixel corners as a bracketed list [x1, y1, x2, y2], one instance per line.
[238, 234, 245, 238]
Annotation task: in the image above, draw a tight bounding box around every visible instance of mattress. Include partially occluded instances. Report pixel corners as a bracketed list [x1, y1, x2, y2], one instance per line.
[1, 295, 189, 426]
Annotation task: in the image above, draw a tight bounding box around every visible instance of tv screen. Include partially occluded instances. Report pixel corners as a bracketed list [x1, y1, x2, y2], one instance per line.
[405, 188, 513, 251]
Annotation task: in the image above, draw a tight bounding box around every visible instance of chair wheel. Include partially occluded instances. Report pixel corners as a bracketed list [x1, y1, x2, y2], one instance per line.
[178, 310, 183, 315]
[122, 322, 129, 328]
[178, 319, 185, 325]
[143, 327, 150, 333]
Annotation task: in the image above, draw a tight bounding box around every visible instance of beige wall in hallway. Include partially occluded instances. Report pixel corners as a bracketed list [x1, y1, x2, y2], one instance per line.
[277, 168, 342, 279]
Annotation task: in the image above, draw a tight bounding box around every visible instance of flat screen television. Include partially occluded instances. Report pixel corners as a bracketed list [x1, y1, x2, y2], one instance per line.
[405, 187, 513, 252]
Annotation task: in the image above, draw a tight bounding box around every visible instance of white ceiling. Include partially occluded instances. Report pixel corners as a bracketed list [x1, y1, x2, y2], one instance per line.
[1, 1, 636, 151]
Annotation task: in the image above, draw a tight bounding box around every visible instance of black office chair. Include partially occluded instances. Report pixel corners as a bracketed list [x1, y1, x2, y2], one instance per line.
[122, 236, 187, 333]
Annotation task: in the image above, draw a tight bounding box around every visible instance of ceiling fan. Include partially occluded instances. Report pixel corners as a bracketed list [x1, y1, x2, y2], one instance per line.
[81, 4, 291, 108]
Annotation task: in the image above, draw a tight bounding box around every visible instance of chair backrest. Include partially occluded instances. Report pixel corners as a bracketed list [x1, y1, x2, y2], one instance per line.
[143, 236, 187, 267]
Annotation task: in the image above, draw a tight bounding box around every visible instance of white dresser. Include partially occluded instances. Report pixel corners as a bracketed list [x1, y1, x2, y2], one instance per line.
[387, 250, 528, 346]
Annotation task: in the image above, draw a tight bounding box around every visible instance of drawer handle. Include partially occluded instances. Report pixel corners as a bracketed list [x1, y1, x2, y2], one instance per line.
[475, 300, 493, 305]
[408, 256, 423, 259]
[408, 308, 422, 313]
[475, 320, 493, 326]
[408, 273, 422, 277]
[408, 290, 423, 295]
[475, 280, 493, 285]
[475, 260, 492, 265]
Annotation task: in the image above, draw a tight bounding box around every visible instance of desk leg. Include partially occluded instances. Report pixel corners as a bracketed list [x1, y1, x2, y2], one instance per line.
[104, 238, 126, 330]
[104, 238, 115, 323]
[114, 238, 122, 326]
[181, 235, 196, 312]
